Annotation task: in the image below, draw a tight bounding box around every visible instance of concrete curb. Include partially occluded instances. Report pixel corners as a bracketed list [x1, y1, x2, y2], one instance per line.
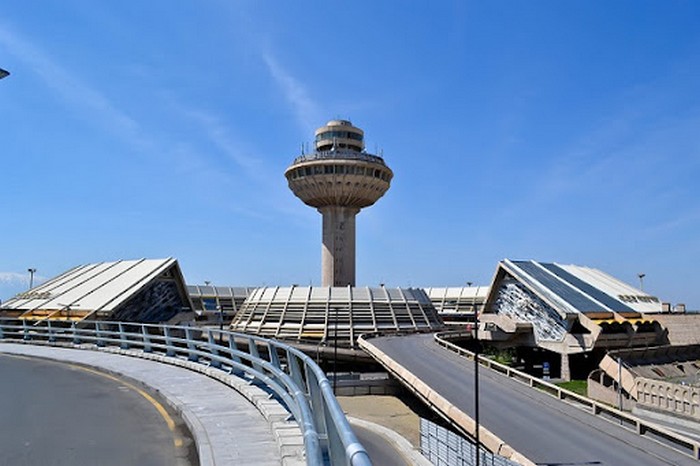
[347, 416, 432, 466]
[101, 347, 306, 466]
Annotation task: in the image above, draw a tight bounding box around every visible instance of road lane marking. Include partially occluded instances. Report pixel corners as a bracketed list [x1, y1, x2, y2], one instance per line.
[68, 364, 184, 448]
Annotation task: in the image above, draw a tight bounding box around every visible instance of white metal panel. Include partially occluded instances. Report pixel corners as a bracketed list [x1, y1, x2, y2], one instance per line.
[19, 262, 118, 311]
[39, 260, 144, 311]
[560, 264, 662, 314]
[82, 259, 175, 311]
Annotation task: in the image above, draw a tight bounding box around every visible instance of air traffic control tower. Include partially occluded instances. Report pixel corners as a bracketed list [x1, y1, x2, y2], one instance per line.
[285, 120, 393, 287]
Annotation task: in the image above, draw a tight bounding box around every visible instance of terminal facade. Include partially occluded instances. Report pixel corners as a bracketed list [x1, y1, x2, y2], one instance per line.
[2, 119, 697, 390]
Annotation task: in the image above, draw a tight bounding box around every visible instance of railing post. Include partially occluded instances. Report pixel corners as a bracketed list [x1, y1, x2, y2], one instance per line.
[248, 338, 263, 373]
[323, 403, 343, 466]
[637, 421, 645, 435]
[118, 323, 129, 349]
[164, 326, 176, 356]
[305, 365, 329, 446]
[268, 342, 281, 369]
[185, 327, 198, 362]
[287, 350, 306, 392]
[47, 321, 56, 343]
[227, 336, 243, 375]
[71, 321, 80, 345]
[23, 320, 31, 341]
[142, 325, 152, 353]
[95, 322, 105, 347]
[207, 330, 221, 368]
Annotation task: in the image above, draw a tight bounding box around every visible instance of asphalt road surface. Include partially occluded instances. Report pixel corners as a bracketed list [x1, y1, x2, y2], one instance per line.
[369, 333, 697, 466]
[352, 425, 411, 466]
[0, 354, 195, 466]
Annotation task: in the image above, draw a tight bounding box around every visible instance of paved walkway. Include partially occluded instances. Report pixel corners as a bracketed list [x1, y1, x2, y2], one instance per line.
[0, 342, 304, 466]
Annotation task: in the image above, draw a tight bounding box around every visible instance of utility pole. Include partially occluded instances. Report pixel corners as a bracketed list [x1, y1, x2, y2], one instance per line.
[333, 306, 339, 395]
[618, 356, 623, 412]
[474, 307, 481, 466]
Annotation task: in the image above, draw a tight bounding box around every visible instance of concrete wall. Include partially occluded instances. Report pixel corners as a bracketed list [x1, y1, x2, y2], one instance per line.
[635, 377, 700, 421]
[654, 314, 700, 345]
[587, 369, 635, 411]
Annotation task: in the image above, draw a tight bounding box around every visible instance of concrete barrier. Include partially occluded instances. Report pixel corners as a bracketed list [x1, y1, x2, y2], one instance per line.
[636, 377, 700, 421]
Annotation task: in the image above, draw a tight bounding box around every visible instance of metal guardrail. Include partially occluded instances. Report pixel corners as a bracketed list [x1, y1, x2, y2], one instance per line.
[0, 319, 371, 466]
[290, 149, 387, 166]
[434, 330, 700, 461]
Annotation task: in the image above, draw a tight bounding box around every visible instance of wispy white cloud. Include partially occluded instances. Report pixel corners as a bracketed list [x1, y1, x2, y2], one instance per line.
[262, 51, 321, 131]
[181, 108, 264, 175]
[0, 22, 152, 153]
[0, 272, 30, 286]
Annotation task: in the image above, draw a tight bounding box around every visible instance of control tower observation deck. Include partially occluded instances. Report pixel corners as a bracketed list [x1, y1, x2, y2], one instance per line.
[285, 120, 393, 287]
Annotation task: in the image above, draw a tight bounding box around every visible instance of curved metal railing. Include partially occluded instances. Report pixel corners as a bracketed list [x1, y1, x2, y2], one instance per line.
[0, 318, 371, 466]
[290, 149, 387, 166]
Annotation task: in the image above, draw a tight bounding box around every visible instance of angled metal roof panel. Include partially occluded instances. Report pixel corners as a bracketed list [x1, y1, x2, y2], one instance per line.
[540, 263, 638, 315]
[1, 258, 179, 314]
[559, 264, 662, 313]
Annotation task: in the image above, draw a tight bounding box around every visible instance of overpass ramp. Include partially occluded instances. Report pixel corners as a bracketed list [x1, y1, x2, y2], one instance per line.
[361, 333, 697, 466]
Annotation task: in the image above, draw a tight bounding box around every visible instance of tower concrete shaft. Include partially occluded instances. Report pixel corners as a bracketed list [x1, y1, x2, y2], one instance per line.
[321, 206, 358, 287]
[285, 119, 392, 287]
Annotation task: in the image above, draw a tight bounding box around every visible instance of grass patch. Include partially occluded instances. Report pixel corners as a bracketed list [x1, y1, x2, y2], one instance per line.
[556, 380, 588, 396]
[482, 346, 516, 366]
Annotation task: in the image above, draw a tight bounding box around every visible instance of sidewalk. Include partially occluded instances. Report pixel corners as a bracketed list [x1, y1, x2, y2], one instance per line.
[0, 342, 305, 466]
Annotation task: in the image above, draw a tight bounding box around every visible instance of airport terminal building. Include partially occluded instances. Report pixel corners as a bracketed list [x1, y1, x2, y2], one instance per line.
[2, 256, 696, 380]
[480, 259, 668, 379]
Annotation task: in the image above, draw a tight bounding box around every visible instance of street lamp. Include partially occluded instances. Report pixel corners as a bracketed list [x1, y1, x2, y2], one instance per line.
[332, 306, 339, 395]
[638, 273, 646, 291]
[0, 68, 9, 80]
[474, 287, 481, 466]
[28, 268, 37, 289]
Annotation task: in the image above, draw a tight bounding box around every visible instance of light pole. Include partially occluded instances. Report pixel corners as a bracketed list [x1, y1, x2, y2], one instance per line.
[28, 268, 37, 289]
[474, 288, 481, 466]
[332, 306, 339, 395]
[638, 273, 645, 291]
[618, 356, 623, 412]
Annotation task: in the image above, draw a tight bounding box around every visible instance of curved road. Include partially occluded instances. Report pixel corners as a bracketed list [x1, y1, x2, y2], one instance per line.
[368, 333, 697, 466]
[353, 425, 411, 466]
[0, 354, 195, 466]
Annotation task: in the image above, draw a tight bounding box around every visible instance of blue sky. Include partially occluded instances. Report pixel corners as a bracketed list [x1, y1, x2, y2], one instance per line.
[1, 1, 699, 308]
